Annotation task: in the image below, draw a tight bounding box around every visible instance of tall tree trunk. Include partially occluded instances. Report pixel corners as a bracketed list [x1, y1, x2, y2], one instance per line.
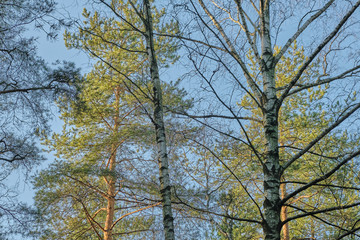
[280, 181, 289, 240]
[104, 86, 121, 240]
[260, 1, 282, 240]
[104, 149, 116, 240]
[263, 101, 281, 240]
[143, 0, 175, 239]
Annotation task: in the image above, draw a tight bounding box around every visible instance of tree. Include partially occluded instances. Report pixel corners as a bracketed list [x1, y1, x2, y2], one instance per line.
[168, 1, 360, 239]
[143, 0, 176, 238]
[209, 43, 360, 240]
[35, 65, 158, 239]
[0, 0, 74, 237]
[76, 1, 181, 239]
[0, 0, 55, 166]
[34, 1, 187, 239]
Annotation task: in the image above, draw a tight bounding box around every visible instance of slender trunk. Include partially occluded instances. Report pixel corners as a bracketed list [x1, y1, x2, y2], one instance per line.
[104, 86, 120, 240]
[311, 219, 315, 239]
[280, 181, 289, 240]
[260, 1, 282, 240]
[104, 150, 116, 240]
[143, 1, 175, 239]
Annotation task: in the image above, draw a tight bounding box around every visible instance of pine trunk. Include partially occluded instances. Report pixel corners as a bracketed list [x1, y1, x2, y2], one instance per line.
[104, 86, 120, 240]
[143, 0, 175, 239]
[280, 181, 289, 240]
[104, 171, 116, 240]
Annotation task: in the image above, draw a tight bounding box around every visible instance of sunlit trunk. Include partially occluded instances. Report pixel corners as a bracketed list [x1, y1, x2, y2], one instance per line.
[280, 181, 289, 240]
[104, 86, 120, 240]
[104, 146, 117, 240]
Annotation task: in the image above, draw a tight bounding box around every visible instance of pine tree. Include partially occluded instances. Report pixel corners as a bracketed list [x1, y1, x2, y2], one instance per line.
[34, 2, 188, 239]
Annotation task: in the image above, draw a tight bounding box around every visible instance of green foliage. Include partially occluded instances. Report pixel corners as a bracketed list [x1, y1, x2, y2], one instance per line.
[34, 2, 191, 239]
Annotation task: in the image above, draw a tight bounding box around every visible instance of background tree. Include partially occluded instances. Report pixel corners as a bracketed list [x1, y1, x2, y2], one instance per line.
[0, 0, 76, 237]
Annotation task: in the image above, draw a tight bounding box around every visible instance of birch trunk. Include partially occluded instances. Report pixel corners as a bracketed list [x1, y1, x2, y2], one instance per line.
[263, 91, 281, 240]
[260, 1, 282, 239]
[143, 0, 175, 239]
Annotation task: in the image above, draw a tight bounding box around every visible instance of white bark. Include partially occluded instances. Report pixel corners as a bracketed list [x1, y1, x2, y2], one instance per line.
[143, 0, 175, 239]
[260, 1, 281, 239]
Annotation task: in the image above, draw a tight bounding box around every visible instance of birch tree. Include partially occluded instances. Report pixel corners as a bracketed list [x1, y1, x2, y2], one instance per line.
[170, 1, 360, 239]
[143, 0, 175, 238]
[206, 43, 360, 240]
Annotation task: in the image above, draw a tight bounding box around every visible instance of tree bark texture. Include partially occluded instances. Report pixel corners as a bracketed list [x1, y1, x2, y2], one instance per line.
[143, 0, 175, 239]
[260, 1, 282, 239]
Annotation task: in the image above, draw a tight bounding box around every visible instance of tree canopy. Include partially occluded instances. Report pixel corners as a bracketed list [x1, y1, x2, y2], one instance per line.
[1, 1, 360, 240]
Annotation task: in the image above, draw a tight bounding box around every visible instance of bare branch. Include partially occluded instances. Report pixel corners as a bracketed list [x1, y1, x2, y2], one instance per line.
[99, 0, 144, 34]
[234, 0, 261, 62]
[193, 0, 263, 102]
[112, 229, 151, 236]
[155, 33, 227, 52]
[283, 65, 360, 97]
[282, 149, 360, 204]
[282, 102, 360, 171]
[282, 180, 360, 192]
[273, 0, 335, 65]
[284, 201, 360, 224]
[278, 0, 360, 106]
[169, 109, 262, 123]
[283, 204, 360, 238]
[336, 225, 360, 239]
[79, 26, 146, 54]
[188, 137, 264, 221]
[173, 189, 262, 224]
[189, 53, 264, 163]
[0, 86, 49, 95]
[111, 202, 161, 229]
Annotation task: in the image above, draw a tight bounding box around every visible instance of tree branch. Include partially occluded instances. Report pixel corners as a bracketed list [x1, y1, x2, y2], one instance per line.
[282, 102, 360, 171]
[193, 0, 263, 102]
[278, 0, 360, 106]
[168, 109, 262, 123]
[284, 201, 360, 224]
[283, 65, 360, 97]
[173, 188, 262, 224]
[273, 0, 335, 65]
[282, 149, 360, 204]
[111, 202, 161, 229]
